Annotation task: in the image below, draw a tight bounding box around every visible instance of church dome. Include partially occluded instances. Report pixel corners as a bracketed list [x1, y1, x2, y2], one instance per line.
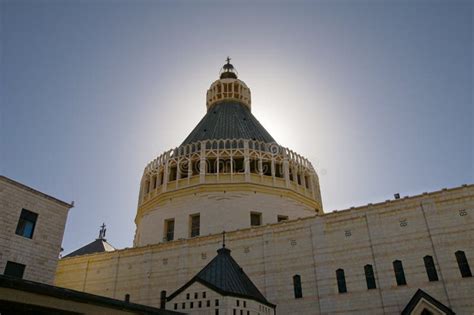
[134, 59, 323, 247]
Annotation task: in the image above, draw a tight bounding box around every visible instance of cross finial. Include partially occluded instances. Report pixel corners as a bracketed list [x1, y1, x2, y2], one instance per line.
[226, 56, 231, 64]
[99, 223, 106, 239]
[222, 231, 226, 248]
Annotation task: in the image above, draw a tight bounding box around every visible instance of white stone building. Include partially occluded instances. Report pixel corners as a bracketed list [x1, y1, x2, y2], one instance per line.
[0, 175, 73, 284]
[55, 60, 474, 315]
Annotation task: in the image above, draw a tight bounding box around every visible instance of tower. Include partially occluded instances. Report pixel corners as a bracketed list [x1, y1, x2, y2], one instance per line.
[134, 59, 323, 246]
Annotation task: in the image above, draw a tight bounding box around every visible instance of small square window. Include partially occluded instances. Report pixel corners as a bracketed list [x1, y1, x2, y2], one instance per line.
[15, 209, 38, 239]
[250, 212, 262, 226]
[4, 261, 25, 278]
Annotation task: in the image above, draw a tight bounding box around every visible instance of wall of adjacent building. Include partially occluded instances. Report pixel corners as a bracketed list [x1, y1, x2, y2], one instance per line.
[0, 176, 71, 284]
[55, 185, 474, 314]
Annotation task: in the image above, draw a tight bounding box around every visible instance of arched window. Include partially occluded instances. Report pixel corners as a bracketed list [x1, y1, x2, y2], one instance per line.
[423, 255, 438, 282]
[393, 260, 407, 286]
[364, 264, 376, 289]
[455, 250, 472, 278]
[336, 269, 347, 293]
[293, 275, 302, 299]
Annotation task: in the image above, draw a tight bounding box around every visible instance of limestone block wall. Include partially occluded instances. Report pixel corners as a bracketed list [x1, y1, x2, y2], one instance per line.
[0, 176, 72, 284]
[55, 185, 474, 314]
[135, 187, 316, 246]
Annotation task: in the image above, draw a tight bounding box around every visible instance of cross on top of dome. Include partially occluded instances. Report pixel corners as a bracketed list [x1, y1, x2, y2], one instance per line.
[220, 56, 238, 79]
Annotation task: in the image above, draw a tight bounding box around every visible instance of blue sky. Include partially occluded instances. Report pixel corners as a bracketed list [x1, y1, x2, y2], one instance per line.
[1, 0, 472, 254]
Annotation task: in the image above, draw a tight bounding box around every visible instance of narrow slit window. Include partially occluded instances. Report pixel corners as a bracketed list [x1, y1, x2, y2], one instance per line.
[293, 274, 302, 298]
[455, 250, 472, 278]
[423, 255, 438, 282]
[393, 260, 407, 285]
[336, 269, 347, 293]
[364, 264, 376, 289]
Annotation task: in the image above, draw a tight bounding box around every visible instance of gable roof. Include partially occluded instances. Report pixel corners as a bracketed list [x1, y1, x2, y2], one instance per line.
[181, 101, 276, 145]
[167, 247, 275, 308]
[401, 289, 455, 315]
[63, 239, 115, 258]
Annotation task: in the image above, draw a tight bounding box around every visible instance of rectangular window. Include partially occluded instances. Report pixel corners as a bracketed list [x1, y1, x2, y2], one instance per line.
[15, 209, 38, 239]
[215, 299, 219, 306]
[4, 261, 26, 279]
[250, 212, 262, 227]
[190, 214, 200, 237]
[277, 215, 288, 222]
[215, 309, 219, 315]
[164, 219, 175, 241]
[174, 303, 177, 310]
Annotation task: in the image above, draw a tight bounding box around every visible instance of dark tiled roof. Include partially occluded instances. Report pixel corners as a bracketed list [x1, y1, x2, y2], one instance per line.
[401, 289, 455, 315]
[167, 247, 275, 308]
[181, 101, 276, 145]
[0, 275, 182, 314]
[63, 239, 115, 258]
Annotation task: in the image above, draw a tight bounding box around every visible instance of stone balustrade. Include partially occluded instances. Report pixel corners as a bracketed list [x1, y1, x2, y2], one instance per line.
[139, 139, 322, 208]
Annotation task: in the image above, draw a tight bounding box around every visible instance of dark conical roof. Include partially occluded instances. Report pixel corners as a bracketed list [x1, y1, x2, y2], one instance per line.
[167, 247, 275, 308]
[63, 239, 115, 258]
[181, 101, 275, 145]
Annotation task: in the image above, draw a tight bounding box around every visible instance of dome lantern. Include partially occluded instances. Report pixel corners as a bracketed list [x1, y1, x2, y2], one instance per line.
[206, 57, 251, 111]
[219, 57, 238, 79]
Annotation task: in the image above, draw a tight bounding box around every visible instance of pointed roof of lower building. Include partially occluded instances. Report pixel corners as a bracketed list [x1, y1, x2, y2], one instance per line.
[63, 238, 115, 258]
[401, 289, 455, 315]
[167, 246, 275, 308]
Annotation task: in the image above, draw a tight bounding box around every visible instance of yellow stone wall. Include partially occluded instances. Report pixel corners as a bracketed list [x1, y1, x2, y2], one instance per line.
[55, 184, 474, 314]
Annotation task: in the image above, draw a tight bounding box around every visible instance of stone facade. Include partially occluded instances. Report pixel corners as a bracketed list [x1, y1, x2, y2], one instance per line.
[0, 175, 72, 284]
[55, 184, 474, 314]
